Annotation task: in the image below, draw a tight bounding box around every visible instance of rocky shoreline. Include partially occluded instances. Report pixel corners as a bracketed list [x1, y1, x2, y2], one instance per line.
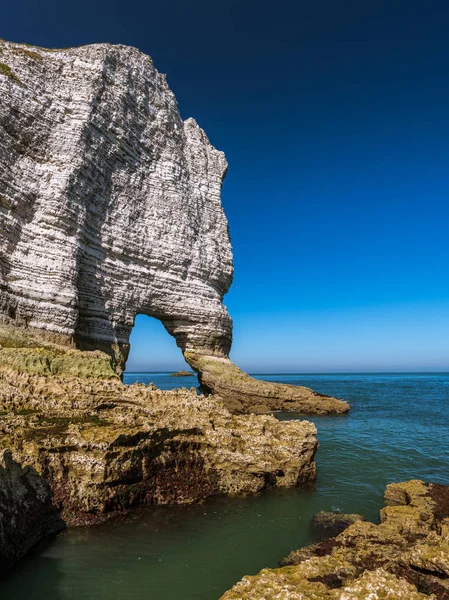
[186, 353, 349, 415]
[221, 480, 449, 599]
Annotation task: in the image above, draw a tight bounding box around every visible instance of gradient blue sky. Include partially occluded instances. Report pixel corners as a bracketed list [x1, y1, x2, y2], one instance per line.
[5, 1, 449, 372]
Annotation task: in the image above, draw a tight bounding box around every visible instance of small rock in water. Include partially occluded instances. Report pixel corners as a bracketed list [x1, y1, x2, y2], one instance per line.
[169, 371, 194, 377]
[311, 511, 365, 537]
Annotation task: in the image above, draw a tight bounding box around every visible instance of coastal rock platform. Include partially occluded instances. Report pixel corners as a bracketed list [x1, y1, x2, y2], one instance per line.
[0, 320, 318, 570]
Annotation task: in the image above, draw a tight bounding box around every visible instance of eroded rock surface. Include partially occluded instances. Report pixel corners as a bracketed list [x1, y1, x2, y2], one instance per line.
[0, 39, 348, 414]
[187, 354, 349, 414]
[0, 39, 232, 368]
[221, 480, 449, 599]
[0, 322, 317, 529]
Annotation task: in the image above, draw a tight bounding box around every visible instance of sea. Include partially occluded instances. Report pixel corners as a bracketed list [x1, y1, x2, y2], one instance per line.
[1, 372, 448, 599]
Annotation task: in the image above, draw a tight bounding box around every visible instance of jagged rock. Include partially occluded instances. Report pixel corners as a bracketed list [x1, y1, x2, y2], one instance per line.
[280, 538, 341, 567]
[0, 449, 65, 573]
[220, 566, 430, 599]
[221, 480, 449, 599]
[0, 39, 348, 414]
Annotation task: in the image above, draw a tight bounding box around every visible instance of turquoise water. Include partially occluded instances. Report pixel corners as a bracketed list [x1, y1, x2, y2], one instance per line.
[1, 373, 448, 599]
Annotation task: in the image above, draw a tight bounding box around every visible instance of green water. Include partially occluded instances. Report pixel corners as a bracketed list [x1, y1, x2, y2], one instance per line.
[1, 373, 448, 599]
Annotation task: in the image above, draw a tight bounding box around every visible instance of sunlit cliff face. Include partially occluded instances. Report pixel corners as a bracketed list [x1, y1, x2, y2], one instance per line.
[0, 40, 234, 373]
[0, 40, 348, 415]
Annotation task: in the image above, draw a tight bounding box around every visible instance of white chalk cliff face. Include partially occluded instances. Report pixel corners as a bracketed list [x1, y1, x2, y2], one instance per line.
[0, 40, 349, 414]
[0, 41, 233, 368]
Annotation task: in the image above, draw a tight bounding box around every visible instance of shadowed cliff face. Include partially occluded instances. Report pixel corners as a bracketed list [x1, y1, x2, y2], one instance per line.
[0, 40, 348, 414]
[0, 449, 65, 573]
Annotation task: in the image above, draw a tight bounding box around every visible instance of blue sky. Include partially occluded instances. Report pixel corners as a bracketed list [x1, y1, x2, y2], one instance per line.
[5, 0, 449, 371]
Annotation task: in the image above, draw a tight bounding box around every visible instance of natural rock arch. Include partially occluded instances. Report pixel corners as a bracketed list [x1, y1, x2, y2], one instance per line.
[0, 39, 348, 415]
[125, 314, 193, 373]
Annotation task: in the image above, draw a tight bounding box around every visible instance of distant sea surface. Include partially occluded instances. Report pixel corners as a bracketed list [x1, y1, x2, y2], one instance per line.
[2, 373, 448, 599]
[124, 371, 200, 390]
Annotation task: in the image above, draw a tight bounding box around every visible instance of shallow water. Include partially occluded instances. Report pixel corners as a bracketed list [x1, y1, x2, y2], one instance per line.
[1, 373, 448, 599]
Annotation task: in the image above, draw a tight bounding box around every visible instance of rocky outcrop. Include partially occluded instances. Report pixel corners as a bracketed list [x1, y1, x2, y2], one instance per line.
[0, 449, 64, 572]
[169, 370, 194, 377]
[0, 39, 348, 414]
[221, 480, 449, 599]
[0, 321, 317, 528]
[187, 353, 349, 414]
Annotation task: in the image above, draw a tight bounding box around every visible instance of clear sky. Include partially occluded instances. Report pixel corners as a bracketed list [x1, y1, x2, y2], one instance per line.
[5, 1, 449, 372]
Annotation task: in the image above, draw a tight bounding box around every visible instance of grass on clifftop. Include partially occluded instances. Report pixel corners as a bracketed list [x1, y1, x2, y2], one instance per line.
[11, 47, 43, 60]
[0, 62, 21, 83]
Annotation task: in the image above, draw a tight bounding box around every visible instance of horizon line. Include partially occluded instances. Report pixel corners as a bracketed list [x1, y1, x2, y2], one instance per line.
[124, 370, 449, 375]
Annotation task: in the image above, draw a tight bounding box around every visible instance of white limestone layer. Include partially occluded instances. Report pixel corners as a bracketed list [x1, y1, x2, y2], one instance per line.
[0, 41, 233, 369]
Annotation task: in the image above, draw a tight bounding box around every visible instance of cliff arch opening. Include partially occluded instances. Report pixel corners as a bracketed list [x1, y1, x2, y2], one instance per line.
[124, 314, 193, 382]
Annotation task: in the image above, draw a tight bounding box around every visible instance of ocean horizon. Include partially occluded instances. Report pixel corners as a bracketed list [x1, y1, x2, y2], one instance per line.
[125, 370, 449, 375]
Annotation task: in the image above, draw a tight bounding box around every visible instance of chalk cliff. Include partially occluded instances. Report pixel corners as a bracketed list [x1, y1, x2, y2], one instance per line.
[0, 40, 232, 368]
[0, 39, 348, 414]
